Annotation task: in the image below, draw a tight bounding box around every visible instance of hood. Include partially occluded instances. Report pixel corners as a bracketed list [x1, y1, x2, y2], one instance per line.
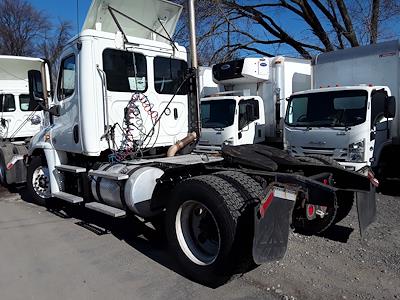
[199, 127, 235, 147]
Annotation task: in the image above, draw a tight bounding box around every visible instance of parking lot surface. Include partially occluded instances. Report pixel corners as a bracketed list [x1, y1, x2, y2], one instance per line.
[0, 187, 399, 300]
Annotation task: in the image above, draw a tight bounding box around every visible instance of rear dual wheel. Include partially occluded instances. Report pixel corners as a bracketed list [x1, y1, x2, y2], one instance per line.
[166, 173, 261, 286]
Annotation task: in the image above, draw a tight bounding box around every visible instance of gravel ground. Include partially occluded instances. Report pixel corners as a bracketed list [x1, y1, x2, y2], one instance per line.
[0, 186, 399, 299]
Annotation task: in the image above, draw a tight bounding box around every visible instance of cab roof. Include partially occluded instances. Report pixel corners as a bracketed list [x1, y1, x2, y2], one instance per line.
[0, 55, 43, 81]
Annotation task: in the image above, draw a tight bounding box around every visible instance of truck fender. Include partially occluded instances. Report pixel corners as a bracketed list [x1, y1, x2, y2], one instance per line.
[42, 149, 68, 195]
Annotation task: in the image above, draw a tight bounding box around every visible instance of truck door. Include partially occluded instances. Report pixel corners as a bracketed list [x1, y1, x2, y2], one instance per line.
[371, 89, 390, 164]
[51, 52, 82, 152]
[238, 98, 261, 144]
[16, 94, 42, 138]
[0, 94, 16, 138]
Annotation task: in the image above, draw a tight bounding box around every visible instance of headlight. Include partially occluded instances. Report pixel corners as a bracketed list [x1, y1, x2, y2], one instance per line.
[348, 140, 365, 162]
[223, 137, 234, 146]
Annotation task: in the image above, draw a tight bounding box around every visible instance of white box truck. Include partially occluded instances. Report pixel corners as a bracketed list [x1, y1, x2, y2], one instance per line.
[197, 56, 311, 151]
[0, 56, 45, 185]
[284, 41, 398, 186]
[10, 0, 377, 286]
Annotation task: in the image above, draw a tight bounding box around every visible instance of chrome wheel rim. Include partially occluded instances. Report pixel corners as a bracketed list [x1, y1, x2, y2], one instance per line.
[175, 200, 221, 266]
[32, 166, 51, 199]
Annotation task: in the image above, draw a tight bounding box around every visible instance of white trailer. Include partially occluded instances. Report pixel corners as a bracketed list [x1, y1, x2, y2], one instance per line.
[285, 41, 398, 186]
[197, 57, 311, 151]
[13, 0, 377, 286]
[0, 56, 44, 185]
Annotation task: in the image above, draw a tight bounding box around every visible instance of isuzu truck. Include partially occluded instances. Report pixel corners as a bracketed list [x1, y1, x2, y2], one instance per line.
[285, 41, 398, 186]
[12, 0, 377, 286]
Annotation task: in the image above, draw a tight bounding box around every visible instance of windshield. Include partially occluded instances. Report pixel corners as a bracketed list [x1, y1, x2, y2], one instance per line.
[285, 90, 368, 127]
[201, 99, 236, 128]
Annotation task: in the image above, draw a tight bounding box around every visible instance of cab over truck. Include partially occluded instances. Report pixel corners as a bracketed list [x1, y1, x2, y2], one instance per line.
[197, 56, 311, 151]
[285, 41, 398, 187]
[19, 0, 377, 286]
[0, 56, 44, 186]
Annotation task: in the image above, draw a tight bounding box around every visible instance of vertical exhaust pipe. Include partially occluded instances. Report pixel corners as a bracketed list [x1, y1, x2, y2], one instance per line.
[188, 0, 201, 139]
[188, 0, 198, 69]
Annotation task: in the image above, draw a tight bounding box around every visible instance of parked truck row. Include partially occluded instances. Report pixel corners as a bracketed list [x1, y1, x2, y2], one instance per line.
[196, 40, 398, 187]
[1, 0, 377, 286]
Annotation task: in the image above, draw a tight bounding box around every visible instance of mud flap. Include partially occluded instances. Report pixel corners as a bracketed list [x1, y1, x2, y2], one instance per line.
[356, 185, 376, 237]
[253, 184, 296, 264]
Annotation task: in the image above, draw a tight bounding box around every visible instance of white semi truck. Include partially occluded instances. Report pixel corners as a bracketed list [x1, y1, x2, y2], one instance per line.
[285, 41, 398, 186]
[197, 57, 311, 151]
[0, 56, 44, 185]
[13, 0, 377, 286]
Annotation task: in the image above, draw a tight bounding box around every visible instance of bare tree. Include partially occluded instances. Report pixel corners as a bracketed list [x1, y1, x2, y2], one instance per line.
[0, 0, 50, 56]
[174, 0, 400, 63]
[40, 19, 73, 80]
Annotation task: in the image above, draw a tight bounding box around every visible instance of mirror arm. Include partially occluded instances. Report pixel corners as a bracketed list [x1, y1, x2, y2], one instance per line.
[37, 101, 60, 117]
[47, 105, 60, 117]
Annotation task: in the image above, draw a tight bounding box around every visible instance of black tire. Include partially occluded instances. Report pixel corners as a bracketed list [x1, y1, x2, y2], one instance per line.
[306, 154, 354, 224]
[26, 156, 52, 206]
[214, 171, 263, 272]
[333, 191, 354, 224]
[165, 175, 251, 287]
[294, 155, 338, 233]
[0, 151, 7, 187]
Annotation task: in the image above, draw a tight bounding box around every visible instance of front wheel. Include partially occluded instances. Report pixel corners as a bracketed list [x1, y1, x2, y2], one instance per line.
[165, 175, 252, 286]
[27, 156, 52, 206]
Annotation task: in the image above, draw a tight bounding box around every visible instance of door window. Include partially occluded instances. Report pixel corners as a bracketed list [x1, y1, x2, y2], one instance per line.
[103, 49, 147, 92]
[0, 94, 15, 112]
[238, 99, 259, 130]
[57, 55, 76, 100]
[154, 57, 188, 95]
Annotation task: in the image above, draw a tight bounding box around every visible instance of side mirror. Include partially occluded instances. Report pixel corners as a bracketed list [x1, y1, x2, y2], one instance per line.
[28, 70, 44, 102]
[384, 96, 396, 118]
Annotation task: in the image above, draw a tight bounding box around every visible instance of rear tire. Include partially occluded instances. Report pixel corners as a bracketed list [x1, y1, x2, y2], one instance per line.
[26, 156, 52, 206]
[214, 171, 263, 272]
[0, 152, 7, 187]
[294, 155, 338, 233]
[307, 154, 354, 224]
[165, 175, 253, 286]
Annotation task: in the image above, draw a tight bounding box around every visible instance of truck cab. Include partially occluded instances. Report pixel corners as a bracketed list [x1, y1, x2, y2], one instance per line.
[285, 85, 395, 171]
[0, 56, 45, 186]
[198, 94, 265, 151]
[0, 56, 44, 141]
